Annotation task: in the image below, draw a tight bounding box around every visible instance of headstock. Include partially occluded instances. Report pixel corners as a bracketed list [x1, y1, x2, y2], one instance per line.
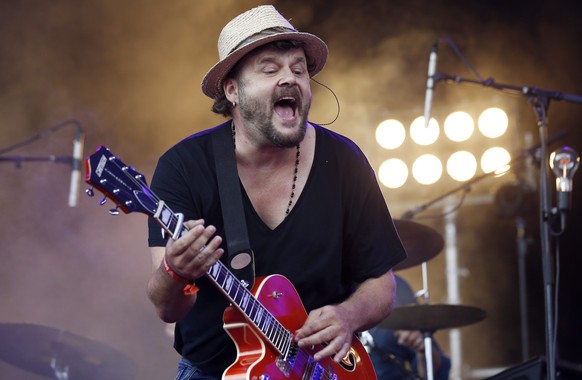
[84, 146, 158, 217]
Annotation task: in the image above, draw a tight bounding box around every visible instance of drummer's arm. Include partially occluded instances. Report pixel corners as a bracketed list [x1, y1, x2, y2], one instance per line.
[394, 330, 446, 379]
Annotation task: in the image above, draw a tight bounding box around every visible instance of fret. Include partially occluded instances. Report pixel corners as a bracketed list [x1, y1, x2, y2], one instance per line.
[240, 291, 250, 310]
[209, 262, 220, 279]
[256, 308, 265, 328]
[231, 283, 243, 304]
[225, 275, 234, 295]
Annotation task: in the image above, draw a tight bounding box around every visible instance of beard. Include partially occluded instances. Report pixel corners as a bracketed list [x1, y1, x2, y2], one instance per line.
[237, 81, 310, 148]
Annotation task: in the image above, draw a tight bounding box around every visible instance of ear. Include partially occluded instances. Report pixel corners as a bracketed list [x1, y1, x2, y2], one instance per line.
[223, 78, 238, 103]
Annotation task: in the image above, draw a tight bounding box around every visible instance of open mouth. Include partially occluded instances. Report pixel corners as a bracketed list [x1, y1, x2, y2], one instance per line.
[274, 96, 298, 121]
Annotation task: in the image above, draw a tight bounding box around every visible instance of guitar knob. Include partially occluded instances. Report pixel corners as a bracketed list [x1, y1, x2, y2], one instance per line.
[258, 375, 270, 380]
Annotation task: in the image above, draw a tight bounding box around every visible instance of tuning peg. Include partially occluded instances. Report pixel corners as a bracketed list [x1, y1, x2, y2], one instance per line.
[108, 206, 120, 215]
[99, 196, 107, 206]
[85, 187, 94, 197]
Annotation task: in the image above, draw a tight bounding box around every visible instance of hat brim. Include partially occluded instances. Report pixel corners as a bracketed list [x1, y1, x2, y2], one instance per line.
[201, 31, 328, 99]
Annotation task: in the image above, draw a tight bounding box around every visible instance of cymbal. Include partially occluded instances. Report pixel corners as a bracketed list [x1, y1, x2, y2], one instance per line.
[392, 219, 444, 271]
[378, 304, 486, 331]
[0, 322, 137, 380]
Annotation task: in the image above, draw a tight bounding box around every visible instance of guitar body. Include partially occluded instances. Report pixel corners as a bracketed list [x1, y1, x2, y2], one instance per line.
[222, 275, 377, 380]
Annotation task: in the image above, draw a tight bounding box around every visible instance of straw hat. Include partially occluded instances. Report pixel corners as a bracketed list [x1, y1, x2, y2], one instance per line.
[201, 5, 328, 99]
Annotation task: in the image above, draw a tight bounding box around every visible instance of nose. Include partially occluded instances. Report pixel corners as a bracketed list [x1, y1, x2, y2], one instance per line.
[278, 66, 297, 87]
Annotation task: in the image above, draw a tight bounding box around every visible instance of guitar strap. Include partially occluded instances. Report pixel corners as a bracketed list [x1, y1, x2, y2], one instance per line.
[211, 122, 255, 289]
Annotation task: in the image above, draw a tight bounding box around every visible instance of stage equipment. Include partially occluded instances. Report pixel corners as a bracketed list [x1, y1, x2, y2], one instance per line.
[378, 304, 486, 331]
[0, 119, 84, 207]
[392, 219, 444, 271]
[416, 36, 582, 380]
[423, 42, 438, 128]
[0, 322, 137, 380]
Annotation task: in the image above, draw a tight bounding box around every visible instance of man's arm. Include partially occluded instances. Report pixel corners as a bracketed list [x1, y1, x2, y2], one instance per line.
[295, 270, 397, 362]
[147, 246, 197, 322]
[147, 220, 224, 323]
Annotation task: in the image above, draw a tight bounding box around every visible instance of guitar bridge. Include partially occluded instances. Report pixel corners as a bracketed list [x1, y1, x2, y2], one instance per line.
[276, 344, 338, 380]
[276, 342, 298, 377]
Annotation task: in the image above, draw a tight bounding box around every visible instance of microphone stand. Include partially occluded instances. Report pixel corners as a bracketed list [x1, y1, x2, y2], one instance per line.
[0, 119, 82, 168]
[0, 155, 73, 167]
[429, 72, 582, 380]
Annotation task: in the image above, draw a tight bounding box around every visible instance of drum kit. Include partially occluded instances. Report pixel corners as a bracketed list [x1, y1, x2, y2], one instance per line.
[0, 323, 137, 380]
[369, 219, 487, 380]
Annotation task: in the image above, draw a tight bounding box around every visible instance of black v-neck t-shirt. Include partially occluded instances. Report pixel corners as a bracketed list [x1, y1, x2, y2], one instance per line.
[148, 121, 406, 375]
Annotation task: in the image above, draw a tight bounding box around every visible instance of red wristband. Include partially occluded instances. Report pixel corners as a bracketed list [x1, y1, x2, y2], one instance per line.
[163, 256, 190, 283]
[163, 257, 199, 296]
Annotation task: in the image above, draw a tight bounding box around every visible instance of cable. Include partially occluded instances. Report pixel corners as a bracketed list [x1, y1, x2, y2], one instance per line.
[0, 119, 82, 155]
[310, 77, 340, 126]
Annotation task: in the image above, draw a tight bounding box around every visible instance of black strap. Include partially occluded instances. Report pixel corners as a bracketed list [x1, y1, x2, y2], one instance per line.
[212, 123, 255, 288]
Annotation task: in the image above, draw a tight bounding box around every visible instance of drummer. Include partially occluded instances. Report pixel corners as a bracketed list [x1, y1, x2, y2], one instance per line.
[365, 275, 451, 380]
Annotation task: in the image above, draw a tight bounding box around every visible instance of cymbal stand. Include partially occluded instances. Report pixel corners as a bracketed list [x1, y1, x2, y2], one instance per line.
[422, 330, 435, 380]
[50, 338, 70, 380]
[50, 357, 70, 380]
[413, 261, 435, 380]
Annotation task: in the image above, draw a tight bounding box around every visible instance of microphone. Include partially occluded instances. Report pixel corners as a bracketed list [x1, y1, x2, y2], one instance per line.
[68, 126, 84, 207]
[549, 146, 580, 211]
[423, 42, 439, 128]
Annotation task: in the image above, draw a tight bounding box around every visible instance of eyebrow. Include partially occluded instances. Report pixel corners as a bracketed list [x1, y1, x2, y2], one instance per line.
[256, 50, 307, 67]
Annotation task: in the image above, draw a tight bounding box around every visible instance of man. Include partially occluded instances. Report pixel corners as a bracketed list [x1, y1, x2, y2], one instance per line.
[366, 276, 451, 380]
[146, 5, 406, 379]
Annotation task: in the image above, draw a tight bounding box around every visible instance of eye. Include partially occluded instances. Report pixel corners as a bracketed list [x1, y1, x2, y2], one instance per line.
[262, 64, 279, 74]
[292, 64, 307, 76]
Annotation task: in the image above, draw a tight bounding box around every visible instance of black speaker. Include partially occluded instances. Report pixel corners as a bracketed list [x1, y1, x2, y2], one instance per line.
[486, 357, 582, 380]
[486, 356, 544, 380]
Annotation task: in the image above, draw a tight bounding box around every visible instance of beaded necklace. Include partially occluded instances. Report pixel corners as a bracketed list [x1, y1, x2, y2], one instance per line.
[231, 121, 300, 217]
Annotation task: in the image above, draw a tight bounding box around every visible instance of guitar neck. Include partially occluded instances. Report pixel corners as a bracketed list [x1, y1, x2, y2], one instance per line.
[153, 201, 294, 357]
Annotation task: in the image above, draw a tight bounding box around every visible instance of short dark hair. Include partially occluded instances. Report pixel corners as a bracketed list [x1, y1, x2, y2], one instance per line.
[211, 39, 313, 117]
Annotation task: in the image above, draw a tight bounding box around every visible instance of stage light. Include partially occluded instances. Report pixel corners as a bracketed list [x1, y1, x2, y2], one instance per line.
[410, 116, 439, 146]
[481, 147, 511, 174]
[478, 107, 508, 138]
[379, 158, 408, 188]
[376, 119, 406, 150]
[447, 151, 477, 181]
[444, 111, 474, 142]
[412, 154, 442, 185]
[375, 105, 511, 191]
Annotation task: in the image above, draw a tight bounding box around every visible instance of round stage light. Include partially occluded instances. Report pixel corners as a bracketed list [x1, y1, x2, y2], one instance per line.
[481, 147, 511, 174]
[447, 151, 477, 181]
[444, 111, 474, 142]
[478, 107, 508, 138]
[412, 154, 442, 185]
[410, 116, 439, 146]
[376, 119, 406, 150]
[379, 158, 408, 188]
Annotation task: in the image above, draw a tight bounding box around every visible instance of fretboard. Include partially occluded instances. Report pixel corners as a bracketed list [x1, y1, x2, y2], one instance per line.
[154, 202, 294, 356]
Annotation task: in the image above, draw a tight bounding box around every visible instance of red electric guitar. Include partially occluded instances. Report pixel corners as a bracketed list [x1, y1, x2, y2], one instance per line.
[85, 145, 377, 380]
